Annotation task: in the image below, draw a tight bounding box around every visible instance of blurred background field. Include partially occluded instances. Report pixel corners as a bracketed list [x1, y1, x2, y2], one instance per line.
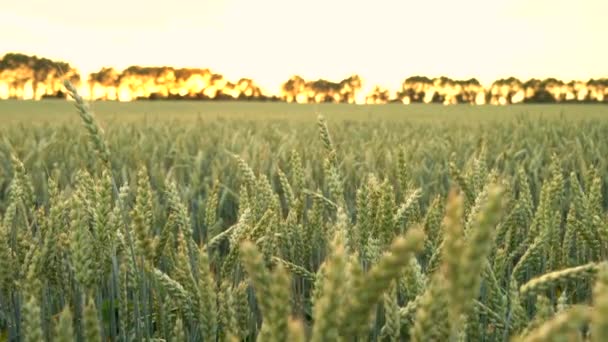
[2, 100, 608, 125]
[2, 101, 608, 216]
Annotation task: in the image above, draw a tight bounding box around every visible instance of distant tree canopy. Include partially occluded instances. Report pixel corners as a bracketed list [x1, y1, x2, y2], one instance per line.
[1, 53, 607, 104]
[87, 66, 267, 101]
[280, 75, 362, 103]
[396, 76, 486, 104]
[0, 53, 79, 99]
[89, 68, 119, 86]
[395, 76, 608, 105]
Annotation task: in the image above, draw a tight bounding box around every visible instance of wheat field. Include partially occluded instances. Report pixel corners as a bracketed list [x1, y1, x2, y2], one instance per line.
[2, 84, 608, 341]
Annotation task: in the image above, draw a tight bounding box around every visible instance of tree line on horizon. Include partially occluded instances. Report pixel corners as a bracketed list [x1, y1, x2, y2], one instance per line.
[1, 52, 607, 105]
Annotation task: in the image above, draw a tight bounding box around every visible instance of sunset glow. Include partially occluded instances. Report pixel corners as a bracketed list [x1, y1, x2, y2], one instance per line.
[1, 0, 606, 97]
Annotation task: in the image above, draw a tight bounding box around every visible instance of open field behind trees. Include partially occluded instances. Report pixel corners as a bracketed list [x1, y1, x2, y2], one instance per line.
[3, 93, 608, 341]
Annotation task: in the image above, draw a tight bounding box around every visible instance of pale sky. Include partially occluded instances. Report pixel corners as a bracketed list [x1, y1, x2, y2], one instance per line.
[1, 0, 607, 93]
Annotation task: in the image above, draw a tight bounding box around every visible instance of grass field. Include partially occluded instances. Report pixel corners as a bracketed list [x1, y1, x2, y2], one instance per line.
[2, 100, 608, 125]
[2, 97, 608, 341]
